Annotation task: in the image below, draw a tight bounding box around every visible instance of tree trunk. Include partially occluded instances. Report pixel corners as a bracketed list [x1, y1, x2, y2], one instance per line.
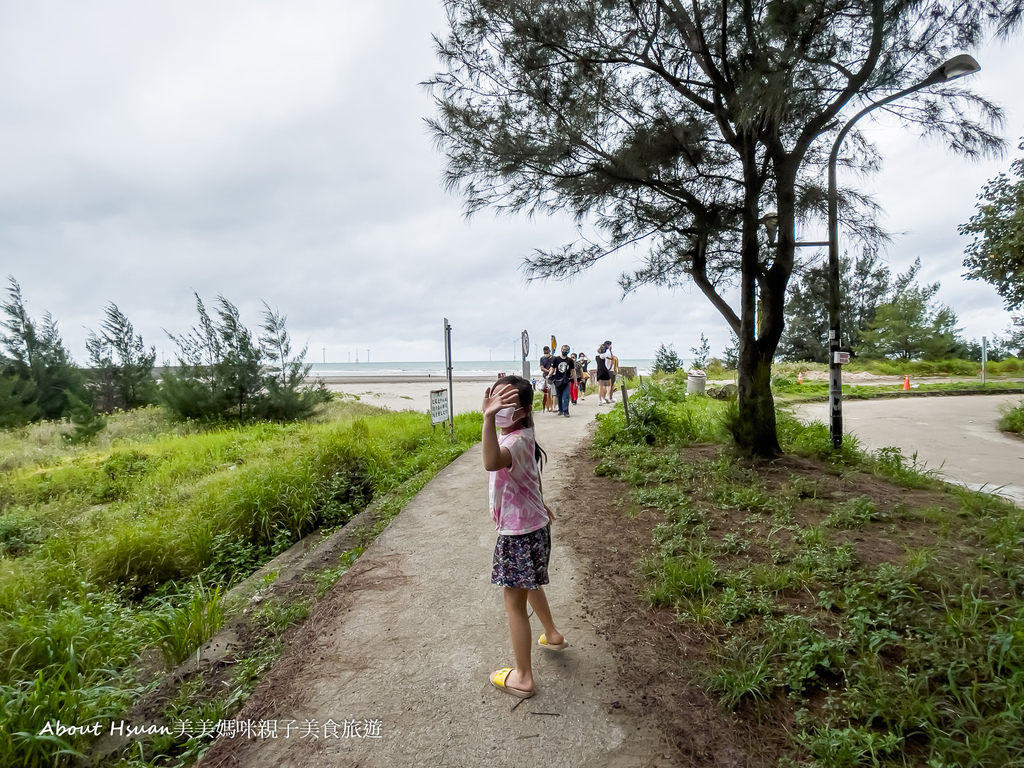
[735, 339, 781, 456]
[733, 134, 783, 457]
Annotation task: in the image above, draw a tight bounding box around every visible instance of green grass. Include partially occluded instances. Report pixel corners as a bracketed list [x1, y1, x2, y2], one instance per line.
[0, 399, 481, 767]
[1000, 400, 1024, 435]
[594, 379, 1024, 767]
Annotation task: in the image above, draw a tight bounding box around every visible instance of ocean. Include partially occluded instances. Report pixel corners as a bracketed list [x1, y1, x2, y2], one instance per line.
[305, 359, 660, 379]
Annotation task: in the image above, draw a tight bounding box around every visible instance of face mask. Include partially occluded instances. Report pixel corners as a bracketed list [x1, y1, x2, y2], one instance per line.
[495, 406, 519, 428]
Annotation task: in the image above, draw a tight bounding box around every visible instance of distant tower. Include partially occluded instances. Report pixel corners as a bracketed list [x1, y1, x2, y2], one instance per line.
[322, 346, 326, 363]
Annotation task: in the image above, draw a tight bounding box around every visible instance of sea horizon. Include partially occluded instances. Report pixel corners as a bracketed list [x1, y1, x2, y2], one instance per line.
[305, 358, 670, 379]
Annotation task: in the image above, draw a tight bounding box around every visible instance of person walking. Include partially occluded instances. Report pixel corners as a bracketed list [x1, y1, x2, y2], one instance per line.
[481, 376, 567, 699]
[539, 346, 555, 413]
[605, 341, 619, 403]
[595, 342, 611, 404]
[577, 352, 589, 401]
[569, 353, 580, 405]
[550, 345, 574, 417]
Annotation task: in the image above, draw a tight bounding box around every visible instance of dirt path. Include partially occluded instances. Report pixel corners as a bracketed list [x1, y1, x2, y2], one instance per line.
[198, 393, 670, 768]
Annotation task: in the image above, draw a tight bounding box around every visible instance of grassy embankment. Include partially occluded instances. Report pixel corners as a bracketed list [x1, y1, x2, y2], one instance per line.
[594, 374, 1024, 766]
[0, 398, 481, 768]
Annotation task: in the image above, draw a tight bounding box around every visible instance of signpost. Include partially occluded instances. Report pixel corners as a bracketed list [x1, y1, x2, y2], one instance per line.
[521, 330, 530, 379]
[443, 318, 454, 438]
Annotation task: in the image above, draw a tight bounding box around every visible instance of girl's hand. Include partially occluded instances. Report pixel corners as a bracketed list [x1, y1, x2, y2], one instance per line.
[482, 383, 519, 420]
[545, 504, 555, 523]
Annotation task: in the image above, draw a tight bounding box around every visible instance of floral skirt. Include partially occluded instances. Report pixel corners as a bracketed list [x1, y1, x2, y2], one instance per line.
[491, 525, 551, 589]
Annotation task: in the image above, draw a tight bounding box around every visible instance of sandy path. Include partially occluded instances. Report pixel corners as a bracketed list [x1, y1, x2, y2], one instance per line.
[197, 392, 666, 768]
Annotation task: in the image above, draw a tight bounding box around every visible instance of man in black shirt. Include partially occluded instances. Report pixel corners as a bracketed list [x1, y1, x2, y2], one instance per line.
[551, 344, 575, 417]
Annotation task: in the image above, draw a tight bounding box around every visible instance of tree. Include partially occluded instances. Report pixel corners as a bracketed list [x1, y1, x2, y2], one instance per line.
[653, 343, 681, 374]
[778, 248, 892, 362]
[856, 262, 961, 360]
[161, 294, 326, 422]
[257, 302, 326, 421]
[1008, 317, 1024, 356]
[85, 302, 157, 413]
[776, 260, 832, 362]
[690, 333, 711, 370]
[722, 334, 739, 370]
[1, 277, 89, 421]
[961, 138, 1024, 310]
[430, 0, 1014, 455]
[0, 374, 36, 428]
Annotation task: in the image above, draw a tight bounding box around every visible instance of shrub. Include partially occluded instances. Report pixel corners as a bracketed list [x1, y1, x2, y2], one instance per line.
[999, 400, 1024, 435]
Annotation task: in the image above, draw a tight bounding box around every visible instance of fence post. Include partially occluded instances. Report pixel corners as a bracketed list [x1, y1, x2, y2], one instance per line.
[621, 383, 630, 427]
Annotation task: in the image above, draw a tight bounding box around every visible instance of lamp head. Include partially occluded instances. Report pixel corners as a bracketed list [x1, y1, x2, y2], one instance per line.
[929, 54, 981, 84]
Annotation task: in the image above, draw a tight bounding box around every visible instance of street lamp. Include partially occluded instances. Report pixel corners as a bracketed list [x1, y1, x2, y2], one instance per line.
[825, 54, 980, 449]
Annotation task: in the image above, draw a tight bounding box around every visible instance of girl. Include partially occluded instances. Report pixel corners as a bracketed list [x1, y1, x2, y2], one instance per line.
[481, 376, 567, 698]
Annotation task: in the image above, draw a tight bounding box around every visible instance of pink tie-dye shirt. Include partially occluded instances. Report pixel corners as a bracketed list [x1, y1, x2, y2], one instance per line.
[488, 427, 549, 536]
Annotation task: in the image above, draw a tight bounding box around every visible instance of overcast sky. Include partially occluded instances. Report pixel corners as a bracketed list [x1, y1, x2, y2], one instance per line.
[1, 2, 1022, 365]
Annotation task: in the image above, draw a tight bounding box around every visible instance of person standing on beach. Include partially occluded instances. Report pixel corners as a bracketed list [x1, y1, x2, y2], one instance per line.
[550, 345, 574, 417]
[481, 376, 567, 699]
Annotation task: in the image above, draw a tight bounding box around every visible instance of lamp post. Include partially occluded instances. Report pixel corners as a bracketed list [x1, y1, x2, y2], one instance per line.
[825, 54, 980, 449]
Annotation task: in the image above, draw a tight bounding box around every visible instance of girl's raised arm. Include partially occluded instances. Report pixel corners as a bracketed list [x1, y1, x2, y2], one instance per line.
[481, 384, 518, 471]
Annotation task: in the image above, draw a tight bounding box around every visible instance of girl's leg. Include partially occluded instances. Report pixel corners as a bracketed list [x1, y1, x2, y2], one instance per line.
[502, 587, 534, 691]
[527, 587, 564, 646]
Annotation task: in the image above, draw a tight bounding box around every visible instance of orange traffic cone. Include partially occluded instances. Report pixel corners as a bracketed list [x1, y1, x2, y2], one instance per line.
[902, 375, 910, 391]
[798, 372, 803, 384]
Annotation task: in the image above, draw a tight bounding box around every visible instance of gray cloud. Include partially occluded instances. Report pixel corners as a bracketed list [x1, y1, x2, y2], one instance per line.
[1, 1, 1021, 368]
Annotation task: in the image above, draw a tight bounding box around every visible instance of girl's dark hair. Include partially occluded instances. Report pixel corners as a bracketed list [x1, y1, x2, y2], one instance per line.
[494, 375, 547, 470]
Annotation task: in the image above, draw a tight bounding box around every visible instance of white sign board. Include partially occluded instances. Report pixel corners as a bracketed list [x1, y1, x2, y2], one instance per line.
[834, 351, 851, 365]
[430, 389, 450, 425]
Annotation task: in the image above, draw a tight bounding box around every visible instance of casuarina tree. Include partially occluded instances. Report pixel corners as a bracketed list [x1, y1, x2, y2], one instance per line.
[1, 277, 89, 421]
[429, 0, 1020, 455]
[85, 302, 157, 412]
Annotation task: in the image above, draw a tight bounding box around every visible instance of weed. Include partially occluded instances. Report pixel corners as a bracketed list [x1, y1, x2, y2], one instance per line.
[142, 579, 226, 669]
[825, 496, 881, 529]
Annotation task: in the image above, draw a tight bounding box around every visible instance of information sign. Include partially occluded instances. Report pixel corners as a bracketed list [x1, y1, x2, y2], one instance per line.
[430, 389, 450, 425]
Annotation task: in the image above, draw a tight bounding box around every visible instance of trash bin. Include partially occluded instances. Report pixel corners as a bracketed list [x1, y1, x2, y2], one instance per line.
[686, 372, 707, 394]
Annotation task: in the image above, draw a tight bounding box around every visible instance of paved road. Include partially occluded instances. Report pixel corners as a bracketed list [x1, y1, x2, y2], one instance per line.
[197, 394, 670, 768]
[791, 394, 1024, 505]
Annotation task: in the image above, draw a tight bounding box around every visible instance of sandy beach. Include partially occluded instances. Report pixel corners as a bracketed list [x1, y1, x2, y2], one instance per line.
[321, 376, 505, 416]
